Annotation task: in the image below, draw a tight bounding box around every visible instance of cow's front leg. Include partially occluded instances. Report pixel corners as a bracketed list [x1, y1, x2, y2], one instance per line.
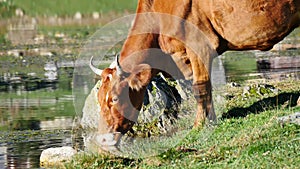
[193, 80, 215, 127]
[188, 49, 216, 127]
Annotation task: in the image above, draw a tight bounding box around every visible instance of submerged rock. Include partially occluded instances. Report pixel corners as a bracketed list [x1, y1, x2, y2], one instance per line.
[40, 146, 77, 167]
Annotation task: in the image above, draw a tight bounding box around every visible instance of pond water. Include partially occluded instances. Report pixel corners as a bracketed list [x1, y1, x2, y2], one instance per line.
[0, 38, 299, 168]
[0, 60, 78, 168]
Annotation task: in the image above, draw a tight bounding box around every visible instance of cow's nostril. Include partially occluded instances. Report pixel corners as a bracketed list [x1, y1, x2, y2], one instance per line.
[112, 96, 119, 103]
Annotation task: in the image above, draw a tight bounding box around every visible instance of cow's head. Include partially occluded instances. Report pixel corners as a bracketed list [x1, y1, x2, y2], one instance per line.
[90, 55, 152, 144]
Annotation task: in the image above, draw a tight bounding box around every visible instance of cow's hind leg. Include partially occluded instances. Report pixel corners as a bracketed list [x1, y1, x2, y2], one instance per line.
[192, 81, 215, 127]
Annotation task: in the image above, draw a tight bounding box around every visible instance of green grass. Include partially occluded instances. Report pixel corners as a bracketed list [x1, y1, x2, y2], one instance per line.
[0, 0, 16, 18]
[64, 106, 300, 168]
[60, 79, 300, 168]
[223, 80, 300, 112]
[12, 0, 138, 17]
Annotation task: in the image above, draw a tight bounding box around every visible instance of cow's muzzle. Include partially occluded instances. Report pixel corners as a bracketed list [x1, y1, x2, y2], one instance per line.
[95, 132, 122, 152]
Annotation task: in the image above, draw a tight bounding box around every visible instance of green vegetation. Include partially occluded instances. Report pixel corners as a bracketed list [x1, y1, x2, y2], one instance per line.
[0, 0, 16, 18]
[0, 0, 138, 44]
[224, 80, 300, 112]
[38, 25, 98, 40]
[0, 28, 8, 44]
[286, 27, 300, 40]
[62, 79, 300, 168]
[0, 0, 14, 43]
[65, 107, 300, 168]
[12, 0, 138, 17]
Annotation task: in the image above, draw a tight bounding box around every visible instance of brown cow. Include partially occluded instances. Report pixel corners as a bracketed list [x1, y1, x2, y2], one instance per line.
[90, 0, 300, 146]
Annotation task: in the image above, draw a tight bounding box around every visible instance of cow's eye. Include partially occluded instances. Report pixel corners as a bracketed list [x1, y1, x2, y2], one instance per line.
[112, 96, 119, 103]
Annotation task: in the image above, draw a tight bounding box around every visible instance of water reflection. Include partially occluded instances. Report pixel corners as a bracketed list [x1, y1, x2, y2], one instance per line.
[0, 130, 73, 168]
[0, 60, 76, 168]
[0, 60, 76, 92]
[0, 96, 74, 130]
[44, 61, 58, 81]
[0, 147, 7, 168]
[223, 50, 300, 82]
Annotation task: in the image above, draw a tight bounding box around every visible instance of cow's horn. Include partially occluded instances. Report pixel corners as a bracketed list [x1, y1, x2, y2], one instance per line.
[116, 54, 124, 76]
[89, 56, 103, 75]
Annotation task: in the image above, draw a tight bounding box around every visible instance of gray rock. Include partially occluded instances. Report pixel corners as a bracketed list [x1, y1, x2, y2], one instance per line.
[81, 73, 186, 133]
[80, 81, 101, 129]
[40, 146, 77, 167]
[138, 73, 186, 133]
[277, 112, 300, 125]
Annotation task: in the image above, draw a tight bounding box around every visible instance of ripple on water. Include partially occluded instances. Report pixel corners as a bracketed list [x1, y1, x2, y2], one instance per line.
[0, 129, 80, 169]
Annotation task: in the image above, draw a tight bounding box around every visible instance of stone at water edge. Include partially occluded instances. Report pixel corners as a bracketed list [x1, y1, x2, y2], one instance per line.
[40, 146, 77, 167]
[80, 80, 102, 130]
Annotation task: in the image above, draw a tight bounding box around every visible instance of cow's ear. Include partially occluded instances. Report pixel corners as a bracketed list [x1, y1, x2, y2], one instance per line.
[128, 64, 151, 91]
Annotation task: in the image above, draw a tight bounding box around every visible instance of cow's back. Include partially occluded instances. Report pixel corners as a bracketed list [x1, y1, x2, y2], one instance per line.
[136, 0, 300, 52]
[208, 0, 300, 50]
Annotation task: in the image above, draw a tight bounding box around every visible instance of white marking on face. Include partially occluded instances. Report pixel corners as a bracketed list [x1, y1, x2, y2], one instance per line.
[108, 74, 112, 80]
[105, 92, 109, 103]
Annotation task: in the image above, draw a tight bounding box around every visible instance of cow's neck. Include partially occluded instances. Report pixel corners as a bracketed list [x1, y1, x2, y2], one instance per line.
[118, 0, 223, 81]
